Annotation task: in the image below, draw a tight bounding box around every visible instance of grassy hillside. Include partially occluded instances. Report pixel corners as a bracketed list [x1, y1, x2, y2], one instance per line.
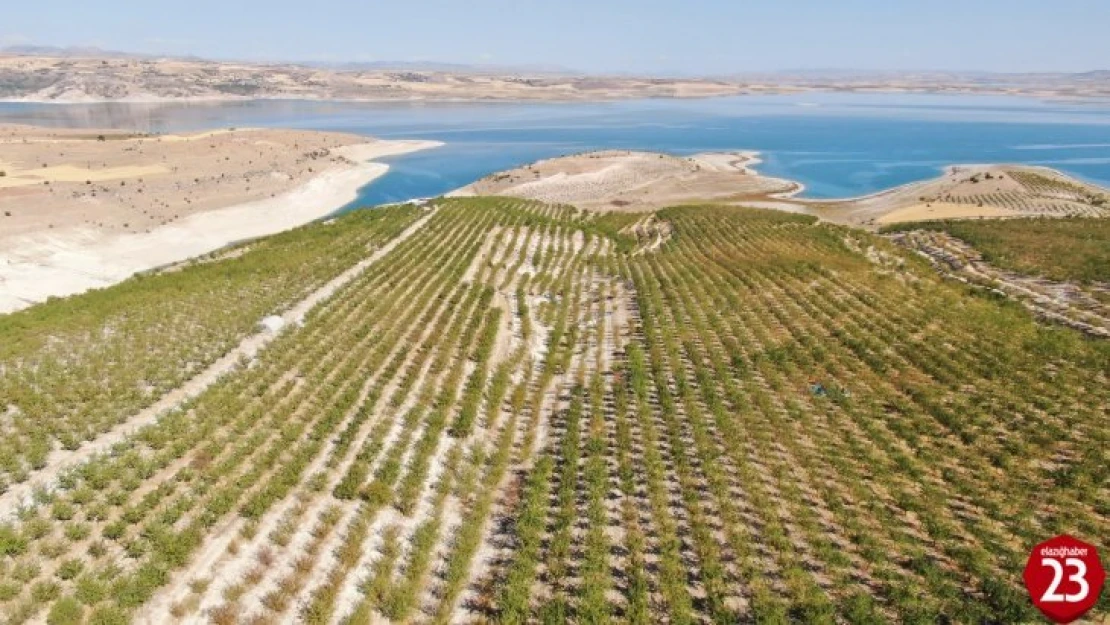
[882, 216, 1110, 283]
[0, 199, 1105, 623]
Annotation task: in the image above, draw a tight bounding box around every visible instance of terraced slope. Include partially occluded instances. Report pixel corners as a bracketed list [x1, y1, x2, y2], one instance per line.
[0, 199, 1106, 623]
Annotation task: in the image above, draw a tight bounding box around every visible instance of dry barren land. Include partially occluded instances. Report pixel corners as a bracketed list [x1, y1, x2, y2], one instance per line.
[0, 124, 440, 312]
[2, 53, 1109, 102]
[0, 55, 749, 103]
[452, 150, 801, 212]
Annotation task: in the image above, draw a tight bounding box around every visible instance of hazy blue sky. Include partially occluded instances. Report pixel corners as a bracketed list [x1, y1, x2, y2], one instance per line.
[3, 0, 1107, 74]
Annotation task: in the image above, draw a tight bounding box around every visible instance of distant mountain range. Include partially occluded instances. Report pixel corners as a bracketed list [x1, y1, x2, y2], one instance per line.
[2, 45, 134, 57]
[0, 45, 210, 62]
[304, 60, 579, 76]
[0, 45, 576, 76]
[1, 45, 1107, 103]
[4, 45, 1106, 80]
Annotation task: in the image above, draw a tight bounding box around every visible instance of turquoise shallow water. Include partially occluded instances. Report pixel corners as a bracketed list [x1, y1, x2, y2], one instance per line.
[2, 93, 1109, 209]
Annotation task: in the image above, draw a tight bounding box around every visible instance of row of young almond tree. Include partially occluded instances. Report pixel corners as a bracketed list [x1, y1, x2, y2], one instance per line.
[0, 199, 1105, 623]
[0, 206, 423, 488]
[0, 197, 610, 623]
[478, 205, 1107, 622]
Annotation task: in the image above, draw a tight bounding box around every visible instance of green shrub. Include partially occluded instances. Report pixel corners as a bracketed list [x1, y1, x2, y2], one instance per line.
[87, 604, 129, 625]
[75, 573, 108, 605]
[46, 596, 84, 625]
[0, 523, 28, 556]
[51, 500, 75, 521]
[31, 580, 61, 603]
[0, 580, 21, 601]
[56, 558, 84, 580]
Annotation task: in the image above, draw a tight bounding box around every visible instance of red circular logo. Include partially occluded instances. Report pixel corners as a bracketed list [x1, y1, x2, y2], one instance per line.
[1023, 535, 1105, 624]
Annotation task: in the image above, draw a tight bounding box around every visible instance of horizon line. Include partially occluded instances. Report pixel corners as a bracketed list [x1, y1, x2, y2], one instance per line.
[3, 44, 1108, 78]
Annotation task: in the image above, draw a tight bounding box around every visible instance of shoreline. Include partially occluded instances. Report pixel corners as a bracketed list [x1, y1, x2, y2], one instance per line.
[449, 147, 1110, 225]
[0, 138, 442, 314]
[4, 86, 1110, 106]
[2, 134, 1106, 314]
[450, 149, 802, 213]
[803, 163, 1011, 206]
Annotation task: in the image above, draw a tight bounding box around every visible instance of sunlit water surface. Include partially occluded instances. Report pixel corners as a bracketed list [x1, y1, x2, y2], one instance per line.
[3, 93, 1109, 210]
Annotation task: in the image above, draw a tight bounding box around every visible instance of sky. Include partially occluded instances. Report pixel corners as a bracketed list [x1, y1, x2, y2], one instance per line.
[3, 0, 1108, 75]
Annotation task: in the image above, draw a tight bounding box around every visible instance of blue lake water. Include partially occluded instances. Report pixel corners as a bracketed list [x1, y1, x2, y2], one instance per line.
[2, 93, 1109, 209]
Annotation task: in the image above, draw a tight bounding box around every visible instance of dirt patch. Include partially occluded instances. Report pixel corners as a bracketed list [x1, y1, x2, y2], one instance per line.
[876, 202, 1025, 224]
[0, 124, 441, 312]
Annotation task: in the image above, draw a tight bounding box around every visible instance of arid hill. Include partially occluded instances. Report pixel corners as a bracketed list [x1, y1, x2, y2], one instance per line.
[0, 124, 440, 312]
[452, 150, 800, 212]
[2, 52, 1109, 102]
[0, 55, 749, 102]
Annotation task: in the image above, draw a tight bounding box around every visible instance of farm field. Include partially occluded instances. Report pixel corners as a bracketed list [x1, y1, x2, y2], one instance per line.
[816, 165, 1110, 227]
[881, 217, 1110, 338]
[0, 198, 1107, 624]
[882, 216, 1110, 284]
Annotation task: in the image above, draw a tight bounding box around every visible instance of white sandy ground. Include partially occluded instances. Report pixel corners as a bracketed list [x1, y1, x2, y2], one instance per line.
[0, 139, 442, 313]
[0, 208, 438, 521]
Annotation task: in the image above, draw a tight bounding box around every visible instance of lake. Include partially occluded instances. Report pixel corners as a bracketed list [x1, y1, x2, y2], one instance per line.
[3, 93, 1109, 209]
